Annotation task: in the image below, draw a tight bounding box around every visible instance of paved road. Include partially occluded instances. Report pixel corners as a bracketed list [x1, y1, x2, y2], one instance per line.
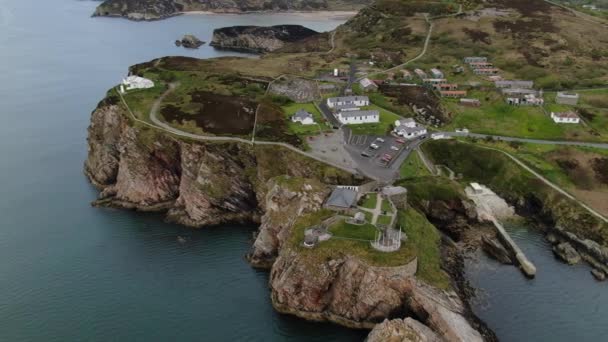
[442, 132, 608, 149]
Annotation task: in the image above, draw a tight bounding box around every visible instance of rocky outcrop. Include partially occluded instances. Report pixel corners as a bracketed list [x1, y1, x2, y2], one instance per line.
[93, 0, 370, 21]
[210, 25, 319, 53]
[552, 242, 581, 265]
[481, 235, 513, 264]
[270, 248, 483, 341]
[248, 177, 330, 267]
[84, 97, 357, 227]
[366, 317, 443, 342]
[175, 35, 205, 49]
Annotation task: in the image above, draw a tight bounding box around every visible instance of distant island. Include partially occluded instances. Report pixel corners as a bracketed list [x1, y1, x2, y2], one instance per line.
[92, 0, 371, 21]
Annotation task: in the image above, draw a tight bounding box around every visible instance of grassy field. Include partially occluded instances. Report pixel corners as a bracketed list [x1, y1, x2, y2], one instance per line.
[377, 215, 393, 226]
[399, 151, 432, 178]
[381, 198, 393, 213]
[289, 210, 417, 267]
[282, 102, 330, 136]
[398, 208, 451, 289]
[443, 89, 605, 141]
[329, 218, 378, 240]
[359, 193, 378, 209]
[346, 104, 403, 135]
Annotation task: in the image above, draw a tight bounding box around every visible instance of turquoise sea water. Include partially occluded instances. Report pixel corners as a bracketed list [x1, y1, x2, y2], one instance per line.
[1, 0, 607, 341]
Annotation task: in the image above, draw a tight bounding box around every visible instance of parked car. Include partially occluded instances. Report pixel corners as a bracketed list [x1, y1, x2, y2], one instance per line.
[370, 143, 380, 149]
[375, 138, 385, 143]
[390, 146, 399, 151]
[361, 151, 372, 157]
[383, 154, 392, 160]
[455, 128, 470, 133]
[395, 138, 406, 144]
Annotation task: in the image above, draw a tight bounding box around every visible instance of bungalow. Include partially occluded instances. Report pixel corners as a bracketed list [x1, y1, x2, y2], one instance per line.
[360, 78, 378, 91]
[334, 104, 359, 111]
[440, 90, 467, 98]
[325, 186, 359, 211]
[434, 83, 458, 91]
[459, 98, 481, 107]
[401, 69, 412, 80]
[469, 61, 493, 68]
[556, 92, 580, 105]
[506, 94, 544, 106]
[430, 68, 444, 78]
[291, 109, 315, 125]
[495, 80, 534, 89]
[501, 88, 538, 96]
[122, 75, 154, 91]
[414, 68, 428, 79]
[336, 110, 380, 125]
[551, 111, 580, 124]
[473, 67, 500, 75]
[464, 56, 488, 64]
[393, 119, 427, 139]
[327, 96, 369, 108]
[422, 78, 447, 86]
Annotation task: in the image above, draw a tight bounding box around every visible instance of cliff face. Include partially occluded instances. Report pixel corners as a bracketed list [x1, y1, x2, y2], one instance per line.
[93, 0, 370, 21]
[366, 317, 442, 342]
[270, 247, 483, 341]
[84, 99, 357, 227]
[210, 25, 319, 53]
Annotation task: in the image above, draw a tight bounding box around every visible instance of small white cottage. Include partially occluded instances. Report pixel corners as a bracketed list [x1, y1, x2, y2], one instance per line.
[291, 109, 315, 125]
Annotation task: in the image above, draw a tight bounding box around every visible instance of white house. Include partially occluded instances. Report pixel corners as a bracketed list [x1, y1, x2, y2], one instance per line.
[495, 80, 534, 89]
[506, 94, 544, 106]
[122, 76, 154, 91]
[393, 119, 427, 139]
[551, 111, 580, 124]
[414, 68, 427, 79]
[336, 110, 379, 124]
[359, 78, 378, 91]
[291, 109, 315, 125]
[327, 96, 369, 109]
[430, 68, 444, 78]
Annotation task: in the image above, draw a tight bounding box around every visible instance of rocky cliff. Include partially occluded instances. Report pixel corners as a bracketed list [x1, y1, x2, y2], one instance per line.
[366, 317, 442, 342]
[270, 246, 484, 341]
[93, 0, 370, 21]
[210, 25, 319, 53]
[84, 96, 358, 227]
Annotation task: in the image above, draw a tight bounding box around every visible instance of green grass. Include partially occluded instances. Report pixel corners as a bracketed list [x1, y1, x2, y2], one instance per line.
[282, 102, 330, 136]
[346, 104, 403, 135]
[289, 211, 417, 267]
[329, 218, 378, 240]
[400, 151, 432, 178]
[443, 89, 606, 141]
[359, 193, 378, 209]
[398, 208, 451, 289]
[381, 198, 393, 213]
[377, 215, 393, 226]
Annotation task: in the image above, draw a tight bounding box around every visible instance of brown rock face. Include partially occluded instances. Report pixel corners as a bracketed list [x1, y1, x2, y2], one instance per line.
[270, 248, 483, 341]
[366, 317, 443, 342]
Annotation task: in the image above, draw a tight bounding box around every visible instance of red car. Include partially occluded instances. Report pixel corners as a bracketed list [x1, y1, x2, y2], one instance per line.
[395, 138, 406, 144]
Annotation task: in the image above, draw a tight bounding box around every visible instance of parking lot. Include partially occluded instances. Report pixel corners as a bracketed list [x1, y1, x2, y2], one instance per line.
[345, 131, 427, 181]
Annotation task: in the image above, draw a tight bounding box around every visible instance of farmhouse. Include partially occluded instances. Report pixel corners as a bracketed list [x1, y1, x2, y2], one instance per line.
[430, 68, 444, 78]
[121, 76, 154, 91]
[393, 119, 427, 139]
[327, 96, 369, 108]
[556, 92, 580, 105]
[464, 56, 488, 64]
[459, 98, 481, 107]
[360, 78, 378, 91]
[506, 94, 544, 106]
[336, 110, 379, 124]
[434, 83, 458, 91]
[440, 90, 467, 98]
[414, 68, 428, 79]
[325, 186, 359, 211]
[495, 80, 534, 89]
[473, 68, 500, 75]
[291, 109, 315, 125]
[551, 111, 580, 124]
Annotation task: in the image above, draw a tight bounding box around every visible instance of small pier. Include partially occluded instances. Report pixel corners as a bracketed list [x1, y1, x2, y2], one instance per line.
[490, 217, 537, 277]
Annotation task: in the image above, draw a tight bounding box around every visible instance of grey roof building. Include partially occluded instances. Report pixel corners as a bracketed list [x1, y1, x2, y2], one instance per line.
[337, 110, 379, 119]
[325, 188, 358, 209]
[293, 109, 313, 120]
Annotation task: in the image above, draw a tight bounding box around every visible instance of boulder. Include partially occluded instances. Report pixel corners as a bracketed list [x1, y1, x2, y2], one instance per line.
[176, 34, 205, 49]
[591, 268, 606, 281]
[553, 242, 581, 265]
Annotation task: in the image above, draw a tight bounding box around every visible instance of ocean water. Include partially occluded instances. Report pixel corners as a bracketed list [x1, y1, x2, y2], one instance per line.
[1, 0, 607, 341]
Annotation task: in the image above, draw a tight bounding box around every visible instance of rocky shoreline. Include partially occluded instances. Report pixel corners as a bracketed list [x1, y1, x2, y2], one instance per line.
[210, 25, 319, 53]
[84, 93, 496, 340]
